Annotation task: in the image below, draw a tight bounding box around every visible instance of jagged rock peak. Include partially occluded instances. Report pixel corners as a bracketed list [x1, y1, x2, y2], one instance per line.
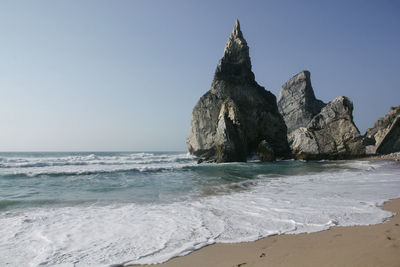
[215, 19, 252, 81]
[187, 20, 291, 162]
[278, 70, 326, 133]
[233, 19, 242, 36]
[223, 19, 247, 54]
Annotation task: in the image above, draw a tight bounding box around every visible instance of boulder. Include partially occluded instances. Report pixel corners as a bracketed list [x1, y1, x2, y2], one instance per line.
[278, 71, 326, 133]
[187, 20, 290, 162]
[288, 127, 319, 159]
[365, 105, 400, 154]
[287, 96, 365, 159]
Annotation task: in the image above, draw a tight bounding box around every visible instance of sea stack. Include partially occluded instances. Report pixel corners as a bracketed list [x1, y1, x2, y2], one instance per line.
[187, 20, 290, 162]
[278, 71, 365, 160]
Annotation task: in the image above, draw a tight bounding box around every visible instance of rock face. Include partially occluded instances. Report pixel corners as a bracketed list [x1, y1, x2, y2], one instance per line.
[278, 71, 326, 133]
[365, 105, 400, 154]
[288, 96, 365, 159]
[187, 20, 290, 162]
[279, 72, 365, 159]
[376, 117, 400, 154]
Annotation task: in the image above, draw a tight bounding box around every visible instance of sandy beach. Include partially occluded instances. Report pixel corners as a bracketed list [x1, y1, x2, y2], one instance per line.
[135, 197, 400, 267]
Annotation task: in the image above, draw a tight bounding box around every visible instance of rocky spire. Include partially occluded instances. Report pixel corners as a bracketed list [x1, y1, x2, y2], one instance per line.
[223, 19, 246, 54]
[233, 19, 242, 36]
[187, 20, 291, 162]
[214, 19, 253, 84]
[278, 71, 326, 133]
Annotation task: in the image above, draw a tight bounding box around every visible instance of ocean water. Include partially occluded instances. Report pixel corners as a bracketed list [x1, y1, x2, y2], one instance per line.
[0, 152, 400, 266]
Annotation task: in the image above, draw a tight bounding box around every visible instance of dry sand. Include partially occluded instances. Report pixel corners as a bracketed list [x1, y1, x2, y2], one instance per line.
[134, 198, 400, 267]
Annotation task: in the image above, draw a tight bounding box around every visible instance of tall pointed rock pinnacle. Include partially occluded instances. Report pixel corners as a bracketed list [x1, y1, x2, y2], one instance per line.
[214, 19, 253, 86]
[224, 19, 246, 51]
[233, 19, 242, 37]
[187, 20, 291, 162]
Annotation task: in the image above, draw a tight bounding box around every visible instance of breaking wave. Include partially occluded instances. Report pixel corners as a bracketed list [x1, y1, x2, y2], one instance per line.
[1, 152, 400, 266]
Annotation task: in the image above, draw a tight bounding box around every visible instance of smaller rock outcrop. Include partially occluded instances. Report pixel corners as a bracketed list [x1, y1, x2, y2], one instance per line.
[288, 96, 365, 159]
[278, 71, 365, 160]
[278, 71, 326, 133]
[365, 105, 400, 154]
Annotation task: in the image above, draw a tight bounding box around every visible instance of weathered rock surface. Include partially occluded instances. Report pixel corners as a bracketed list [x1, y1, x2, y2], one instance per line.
[187, 20, 290, 162]
[257, 140, 275, 161]
[280, 81, 365, 159]
[278, 71, 326, 133]
[214, 98, 246, 162]
[365, 105, 400, 154]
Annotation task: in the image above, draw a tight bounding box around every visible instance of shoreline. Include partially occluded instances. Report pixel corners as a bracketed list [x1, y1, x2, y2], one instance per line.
[131, 197, 400, 267]
[359, 152, 400, 161]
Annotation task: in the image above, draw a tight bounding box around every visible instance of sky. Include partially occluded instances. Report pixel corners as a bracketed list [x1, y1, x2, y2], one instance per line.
[0, 0, 399, 151]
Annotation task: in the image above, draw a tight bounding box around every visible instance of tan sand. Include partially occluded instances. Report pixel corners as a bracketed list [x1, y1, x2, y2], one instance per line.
[133, 198, 400, 267]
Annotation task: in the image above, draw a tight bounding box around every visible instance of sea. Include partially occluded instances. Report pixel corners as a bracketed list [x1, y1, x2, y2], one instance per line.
[0, 152, 400, 266]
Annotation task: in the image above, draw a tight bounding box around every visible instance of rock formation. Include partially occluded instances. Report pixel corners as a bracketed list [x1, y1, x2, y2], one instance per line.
[289, 96, 365, 159]
[187, 20, 290, 162]
[365, 105, 400, 154]
[279, 71, 365, 159]
[278, 71, 326, 133]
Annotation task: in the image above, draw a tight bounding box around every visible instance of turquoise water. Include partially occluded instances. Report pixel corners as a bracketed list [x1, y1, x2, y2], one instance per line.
[1, 152, 400, 266]
[0, 152, 350, 209]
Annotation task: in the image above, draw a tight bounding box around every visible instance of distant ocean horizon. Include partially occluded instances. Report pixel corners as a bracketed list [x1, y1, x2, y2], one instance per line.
[1, 151, 400, 266]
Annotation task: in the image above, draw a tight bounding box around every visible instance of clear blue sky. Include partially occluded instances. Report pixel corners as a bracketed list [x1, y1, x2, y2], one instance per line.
[1, 0, 399, 151]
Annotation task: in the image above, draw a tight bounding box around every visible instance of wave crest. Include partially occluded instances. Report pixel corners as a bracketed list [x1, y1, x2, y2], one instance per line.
[0, 152, 197, 177]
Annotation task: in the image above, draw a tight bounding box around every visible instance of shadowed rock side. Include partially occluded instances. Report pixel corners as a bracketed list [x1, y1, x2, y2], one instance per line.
[365, 105, 400, 154]
[279, 72, 365, 160]
[376, 117, 400, 154]
[187, 20, 290, 162]
[278, 71, 326, 133]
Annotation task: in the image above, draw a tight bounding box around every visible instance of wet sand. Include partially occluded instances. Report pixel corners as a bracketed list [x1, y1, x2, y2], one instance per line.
[133, 198, 400, 267]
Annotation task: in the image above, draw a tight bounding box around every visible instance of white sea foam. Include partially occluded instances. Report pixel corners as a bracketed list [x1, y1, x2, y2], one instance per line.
[0, 153, 195, 167]
[0, 153, 197, 176]
[1, 160, 400, 266]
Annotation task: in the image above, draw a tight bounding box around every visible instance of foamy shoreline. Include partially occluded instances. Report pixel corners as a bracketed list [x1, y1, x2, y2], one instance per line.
[131, 197, 400, 267]
[362, 152, 400, 161]
[2, 155, 399, 266]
